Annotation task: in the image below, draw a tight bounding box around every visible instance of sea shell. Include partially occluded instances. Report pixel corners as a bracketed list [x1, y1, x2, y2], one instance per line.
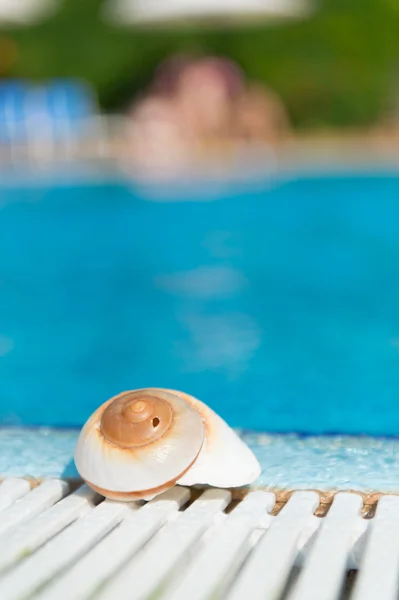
[74, 388, 261, 501]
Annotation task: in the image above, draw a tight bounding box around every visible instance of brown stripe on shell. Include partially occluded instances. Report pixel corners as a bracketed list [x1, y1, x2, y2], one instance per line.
[81, 479, 176, 501]
[82, 448, 201, 501]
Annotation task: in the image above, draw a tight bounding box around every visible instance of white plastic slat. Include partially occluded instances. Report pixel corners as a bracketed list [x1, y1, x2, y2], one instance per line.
[0, 498, 138, 600]
[35, 486, 190, 600]
[0, 485, 98, 574]
[2, 478, 399, 600]
[0, 479, 31, 512]
[96, 488, 232, 600]
[227, 491, 320, 600]
[165, 490, 275, 600]
[351, 495, 399, 600]
[288, 492, 363, 600]
[0, 479, 68, 538]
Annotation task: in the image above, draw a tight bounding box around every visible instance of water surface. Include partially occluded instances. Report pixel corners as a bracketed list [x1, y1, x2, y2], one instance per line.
[1, 173, 399, 435]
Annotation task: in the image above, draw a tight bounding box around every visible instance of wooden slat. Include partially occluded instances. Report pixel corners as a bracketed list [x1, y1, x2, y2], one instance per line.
[0, 478, 31, 512]
[0, 498, 137, 600]
[288, 492, 363, 600]
[95, 488, 231, 600]
[35, 486, 190, 600]
[0, 479, 68, 538]
[0, 479, 397, 600]
[164, 491, 275, 600]
[227, 491, 320, 600]
[351, 495, 399, 600]
[0, 485, 98, 573]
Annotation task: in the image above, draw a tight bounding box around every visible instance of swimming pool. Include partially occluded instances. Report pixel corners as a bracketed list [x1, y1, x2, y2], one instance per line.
[1, 172, 399, 436]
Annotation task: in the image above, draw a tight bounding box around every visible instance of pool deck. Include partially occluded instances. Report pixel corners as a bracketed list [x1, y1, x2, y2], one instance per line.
[3, 427, 399, 497]
[2, 128, 399, 189]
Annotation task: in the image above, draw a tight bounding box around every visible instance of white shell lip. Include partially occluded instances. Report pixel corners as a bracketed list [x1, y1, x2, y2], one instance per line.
[171, 391, 261, 488]
[74, 389, 205, 493]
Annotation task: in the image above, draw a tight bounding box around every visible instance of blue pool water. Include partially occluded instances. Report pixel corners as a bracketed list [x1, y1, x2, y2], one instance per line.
[1, 173, 399, 436]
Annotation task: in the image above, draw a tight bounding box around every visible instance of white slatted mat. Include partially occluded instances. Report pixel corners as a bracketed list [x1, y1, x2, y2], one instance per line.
[0, 478, 397, 599]
[95, 488, 231, 600]
[287, 493, 364, 600]
[351, 495, 399, 600]
[227, 490, 320, 600]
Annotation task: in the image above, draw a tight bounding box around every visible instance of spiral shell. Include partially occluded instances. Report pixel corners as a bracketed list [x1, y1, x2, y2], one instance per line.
[74, 388, 261, 501]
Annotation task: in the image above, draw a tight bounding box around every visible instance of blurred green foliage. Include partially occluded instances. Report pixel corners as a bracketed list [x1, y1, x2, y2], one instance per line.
[2, 0, 399, 129]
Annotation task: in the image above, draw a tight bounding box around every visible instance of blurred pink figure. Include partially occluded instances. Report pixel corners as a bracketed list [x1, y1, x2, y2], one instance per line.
[175, 56, 245, 143]
[124, 54, 245, 174]
[124, 94, 192, 175]
[122, 53, 290, 177]
[234, 82, 291, 146]
[150, 53, 196, 97]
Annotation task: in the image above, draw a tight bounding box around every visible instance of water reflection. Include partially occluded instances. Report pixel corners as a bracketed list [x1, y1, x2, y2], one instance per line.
[202, 230, 241, 259]
[154, 265, 247, 299]
[175, 310, 261, 377]
[155, 265, 259, 376]
[0, 335, 13, 357]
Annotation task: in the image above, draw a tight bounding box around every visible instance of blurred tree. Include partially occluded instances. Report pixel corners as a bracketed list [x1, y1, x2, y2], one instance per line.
[0, 36, 18, 75]
[1, 0, 399, 129]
